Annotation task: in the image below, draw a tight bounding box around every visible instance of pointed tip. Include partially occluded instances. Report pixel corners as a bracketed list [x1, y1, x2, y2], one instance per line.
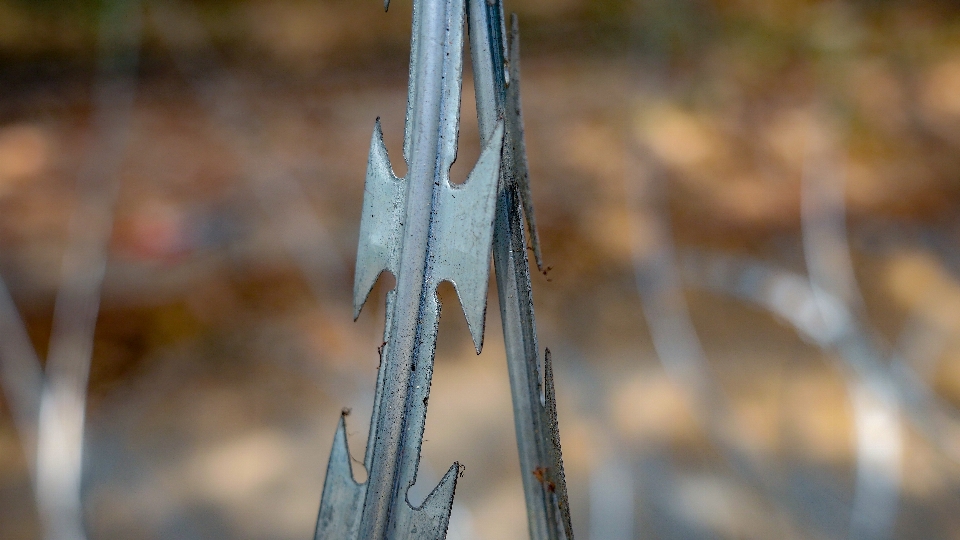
[333, 415, 352, 461]
[451, 278, 487, 354]
[324, 414, 357, 483]
[524, 196, 544, 271]
[400, 462, 459, 538]
[503, 16, 543, 271]
[354, 118, 402, 318]
[384, 0, 390, 11]
[541, 348, 575, 540]
[423, 462, 460, 508]
[316, 415, 365, 538]
[418, 462, 459, 518]
[459, 273, 490, 355]
[353, 283, 370, 321]
[469, 313, 486, 354]
[353, 291, 365, 320]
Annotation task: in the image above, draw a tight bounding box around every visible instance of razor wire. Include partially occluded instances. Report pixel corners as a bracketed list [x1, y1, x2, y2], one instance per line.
[3, 1, 960, 539]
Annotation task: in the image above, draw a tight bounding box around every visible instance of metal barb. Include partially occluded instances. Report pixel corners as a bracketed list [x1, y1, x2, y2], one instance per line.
[315, 0, 504, 538]
[505, 13, 543, 272]
[542, 349, 574, 539]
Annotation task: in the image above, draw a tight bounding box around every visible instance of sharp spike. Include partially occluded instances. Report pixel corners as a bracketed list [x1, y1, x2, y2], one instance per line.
[543, 349, 575, 539]
[505, 13, 543, 272]
[353, 119, 404, 320]
[396, 463, 460, 538]
[314, 415, 365, 539]
[433, 121, 505, 352]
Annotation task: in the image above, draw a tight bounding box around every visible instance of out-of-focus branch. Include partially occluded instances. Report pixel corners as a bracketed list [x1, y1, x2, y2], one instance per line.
[34, 2, 142, 539]
[800, 111, 901, 540]
[0, 274, 43, 468]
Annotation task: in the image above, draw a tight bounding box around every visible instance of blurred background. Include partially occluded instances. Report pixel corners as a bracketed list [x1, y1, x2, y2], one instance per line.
[2, 0, 960, 538]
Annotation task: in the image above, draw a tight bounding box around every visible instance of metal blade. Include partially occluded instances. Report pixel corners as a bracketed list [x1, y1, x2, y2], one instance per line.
[316, 0, 504, 538]
[315, 415, 365, 538]
[543, 349, 574, 539]
[353, 119, 404, 320]
[504, 14, 543, 272]
[432, 121, 504, 352]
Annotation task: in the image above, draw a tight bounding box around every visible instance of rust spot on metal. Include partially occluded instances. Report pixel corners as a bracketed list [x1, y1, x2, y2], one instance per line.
[532, 466, 556, 492]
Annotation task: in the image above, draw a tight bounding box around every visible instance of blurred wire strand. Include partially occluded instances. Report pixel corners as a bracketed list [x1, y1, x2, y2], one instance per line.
[33, 1, 142, 539]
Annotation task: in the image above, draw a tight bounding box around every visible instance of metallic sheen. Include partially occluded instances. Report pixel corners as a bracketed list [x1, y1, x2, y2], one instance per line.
[315, 0, 504, 538]
[468, 3, 573, 539]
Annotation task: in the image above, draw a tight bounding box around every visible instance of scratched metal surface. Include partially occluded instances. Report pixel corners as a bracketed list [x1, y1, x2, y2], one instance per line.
[317, 0, 504, 536]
